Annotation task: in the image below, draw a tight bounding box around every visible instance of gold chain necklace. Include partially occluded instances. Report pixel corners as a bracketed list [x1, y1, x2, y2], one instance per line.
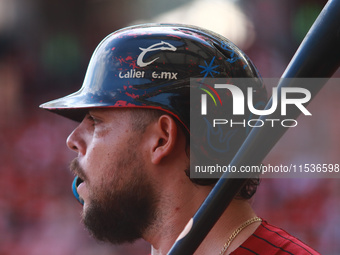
[219, 216, 262, 255]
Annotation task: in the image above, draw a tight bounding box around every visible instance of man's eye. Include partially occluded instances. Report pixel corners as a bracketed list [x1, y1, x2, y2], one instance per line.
[87, 115, 100, 125]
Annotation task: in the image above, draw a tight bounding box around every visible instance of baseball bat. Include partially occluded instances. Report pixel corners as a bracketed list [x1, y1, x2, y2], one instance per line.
[168, 0, 340, 254]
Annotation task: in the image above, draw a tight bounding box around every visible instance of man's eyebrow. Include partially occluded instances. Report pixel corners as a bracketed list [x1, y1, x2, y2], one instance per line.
[88, 108, 118, 118]
[88, 108, 106, 114]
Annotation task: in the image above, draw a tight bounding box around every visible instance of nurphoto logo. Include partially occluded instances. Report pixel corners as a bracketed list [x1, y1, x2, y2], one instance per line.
[201, 84, 311, 116]
[198, 79, 312, 128]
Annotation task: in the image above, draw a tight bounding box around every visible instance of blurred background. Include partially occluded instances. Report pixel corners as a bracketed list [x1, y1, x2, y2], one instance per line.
[0, 0, 339, 254]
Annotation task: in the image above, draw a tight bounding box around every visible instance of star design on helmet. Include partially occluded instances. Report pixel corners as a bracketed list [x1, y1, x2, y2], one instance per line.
[199, 56, 220, 78]
[220, 42, 241, 64]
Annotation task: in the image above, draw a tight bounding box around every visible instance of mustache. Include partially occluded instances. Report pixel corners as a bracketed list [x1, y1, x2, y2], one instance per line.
[70, 158, 87, 182]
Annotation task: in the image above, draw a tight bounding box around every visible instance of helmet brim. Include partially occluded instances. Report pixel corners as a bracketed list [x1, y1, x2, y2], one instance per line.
[40, 91, 112, 122]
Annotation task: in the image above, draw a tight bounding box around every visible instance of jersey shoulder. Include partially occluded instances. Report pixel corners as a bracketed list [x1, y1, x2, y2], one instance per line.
[231, 219, 320, 255]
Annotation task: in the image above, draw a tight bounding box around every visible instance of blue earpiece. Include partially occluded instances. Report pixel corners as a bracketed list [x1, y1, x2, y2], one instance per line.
[72, 176, 84, 205]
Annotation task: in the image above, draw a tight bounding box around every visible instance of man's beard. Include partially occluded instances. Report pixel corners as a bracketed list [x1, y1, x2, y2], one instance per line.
[71, 149, 158, 244]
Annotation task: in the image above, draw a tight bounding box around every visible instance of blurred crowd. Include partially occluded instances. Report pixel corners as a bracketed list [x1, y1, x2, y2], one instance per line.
[0, 0, 339, 254]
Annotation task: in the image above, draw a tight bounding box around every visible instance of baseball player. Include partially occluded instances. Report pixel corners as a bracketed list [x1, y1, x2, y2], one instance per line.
[40, 24, 319, 254]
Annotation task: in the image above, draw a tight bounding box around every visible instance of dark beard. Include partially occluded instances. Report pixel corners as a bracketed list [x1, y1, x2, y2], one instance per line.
[82, 152, 158, 244]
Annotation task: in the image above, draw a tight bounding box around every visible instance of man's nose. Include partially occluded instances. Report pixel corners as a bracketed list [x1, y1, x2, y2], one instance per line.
[66, 125, 87, 156]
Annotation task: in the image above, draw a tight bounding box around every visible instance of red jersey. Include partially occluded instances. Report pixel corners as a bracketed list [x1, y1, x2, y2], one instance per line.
[231, 219, 320, 254]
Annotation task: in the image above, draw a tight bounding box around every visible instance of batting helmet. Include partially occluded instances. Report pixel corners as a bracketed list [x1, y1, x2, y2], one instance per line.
[40, 23, 266, 131]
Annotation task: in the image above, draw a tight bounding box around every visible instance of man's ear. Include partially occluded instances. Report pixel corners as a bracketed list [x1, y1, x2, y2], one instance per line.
[150, 115, 178, 165]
